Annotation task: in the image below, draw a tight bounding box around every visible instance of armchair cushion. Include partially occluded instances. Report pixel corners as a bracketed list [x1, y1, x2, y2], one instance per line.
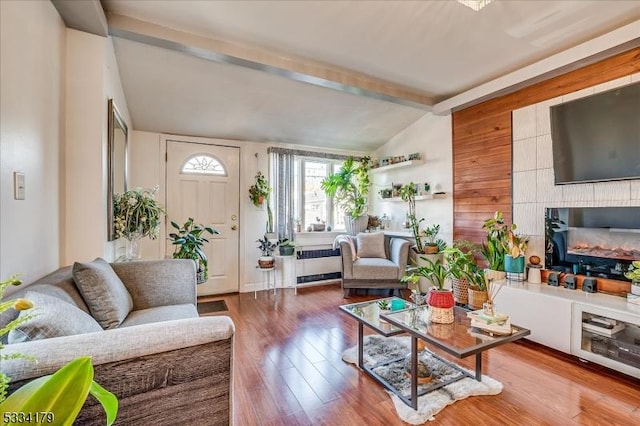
[73, 258, 133, 329]
[120, 304, 198, 328]
[356, 232, 386, 259]
[8, 291, 102, 343]
[352, 258, 401, 280]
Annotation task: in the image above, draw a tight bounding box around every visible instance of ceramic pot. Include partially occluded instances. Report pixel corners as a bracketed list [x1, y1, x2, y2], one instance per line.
[505, 255, 525, 273]
[426, 289, 455, 308]
[258, 256, 274, 269]
[423, 245, 439, 254]
[279, 246, 295, 256]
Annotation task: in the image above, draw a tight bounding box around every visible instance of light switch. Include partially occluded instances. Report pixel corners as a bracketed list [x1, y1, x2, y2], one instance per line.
[14, 172, 25, 200]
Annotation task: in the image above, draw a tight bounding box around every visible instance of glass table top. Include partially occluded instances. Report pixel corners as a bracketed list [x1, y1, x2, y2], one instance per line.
[381, 306, 530, 358]
[339, 297, 415, 336]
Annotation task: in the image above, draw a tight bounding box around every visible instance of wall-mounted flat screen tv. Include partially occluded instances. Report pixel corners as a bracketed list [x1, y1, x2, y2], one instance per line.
[550, 81, 640, 185]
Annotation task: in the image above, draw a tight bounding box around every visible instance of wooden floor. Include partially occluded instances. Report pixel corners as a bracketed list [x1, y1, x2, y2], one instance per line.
[200, 284, 640, 425]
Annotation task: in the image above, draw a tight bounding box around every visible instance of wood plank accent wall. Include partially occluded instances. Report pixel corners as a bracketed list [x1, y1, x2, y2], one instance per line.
[452, 47, 640, 243]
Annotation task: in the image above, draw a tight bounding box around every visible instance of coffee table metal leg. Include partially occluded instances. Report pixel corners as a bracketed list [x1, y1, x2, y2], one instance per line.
[358, 322, 364, 369]
[411, 336, 418, 410]
[475, 352, 482, 381]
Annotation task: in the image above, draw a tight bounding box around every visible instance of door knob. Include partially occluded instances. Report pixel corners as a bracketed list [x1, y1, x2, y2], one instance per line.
[231, 225, 238, 231]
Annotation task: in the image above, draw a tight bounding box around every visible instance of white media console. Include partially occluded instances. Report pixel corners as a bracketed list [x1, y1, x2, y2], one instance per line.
[494, 281, 640, 379]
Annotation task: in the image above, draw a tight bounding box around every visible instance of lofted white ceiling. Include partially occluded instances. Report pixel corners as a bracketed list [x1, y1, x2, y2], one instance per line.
[100, 0, 640, 150]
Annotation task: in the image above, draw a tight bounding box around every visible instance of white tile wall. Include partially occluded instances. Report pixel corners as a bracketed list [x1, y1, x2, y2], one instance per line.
[512, 74, 639, 250]
[513, 137, 537, 172]
[513, 170, 537, 203]
[536, 134, 554, 169]
[512, 105, 536, 140]
[535, 96, 561, 136]
[593, 181, 631, 202]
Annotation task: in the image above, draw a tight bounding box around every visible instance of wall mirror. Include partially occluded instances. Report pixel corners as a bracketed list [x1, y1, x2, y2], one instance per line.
[107, 99, 128, 241]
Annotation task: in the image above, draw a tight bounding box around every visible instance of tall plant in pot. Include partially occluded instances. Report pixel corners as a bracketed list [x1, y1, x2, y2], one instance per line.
[168, 218, 219, 284]
[321, 156, 371, 235]
[402, 257, 454, 324]
[481, 211, 509, 282]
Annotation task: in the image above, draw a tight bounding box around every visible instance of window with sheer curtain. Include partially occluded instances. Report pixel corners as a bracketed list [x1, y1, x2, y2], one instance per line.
[268, 148, 356, 239]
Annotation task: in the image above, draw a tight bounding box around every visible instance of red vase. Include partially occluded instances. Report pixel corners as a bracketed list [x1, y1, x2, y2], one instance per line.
[427, 289, 455, 309]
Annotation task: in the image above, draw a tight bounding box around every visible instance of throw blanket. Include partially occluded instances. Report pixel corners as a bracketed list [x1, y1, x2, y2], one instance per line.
[333, 234, 357, 261]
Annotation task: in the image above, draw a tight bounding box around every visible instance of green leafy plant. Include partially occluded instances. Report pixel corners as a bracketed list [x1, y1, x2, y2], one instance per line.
[625, 261, 640, 281]
[399, 182, 425, 253]
[257, 236, 278, 257]
[248, 171, 274, 233]
[321, 156, 371, 219]
[443, 247, 486, 291]
[402, 256, 448, 291]
[169, 218, 219, 283]
[113, 186, 164, 240]
[422, 224, 447, 253]
[0, 357, 118, 426]
[481, 211, 510, 271]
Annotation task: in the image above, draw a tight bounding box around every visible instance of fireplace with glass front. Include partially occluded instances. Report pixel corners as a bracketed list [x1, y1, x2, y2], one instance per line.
[546, 207, 640, 281]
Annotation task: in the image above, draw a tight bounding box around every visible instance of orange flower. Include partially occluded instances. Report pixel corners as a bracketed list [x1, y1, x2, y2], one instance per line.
[13, 298, 33, 311]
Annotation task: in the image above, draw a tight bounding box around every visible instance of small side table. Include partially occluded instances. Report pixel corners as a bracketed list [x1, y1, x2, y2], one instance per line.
[255, 266, 276, 298]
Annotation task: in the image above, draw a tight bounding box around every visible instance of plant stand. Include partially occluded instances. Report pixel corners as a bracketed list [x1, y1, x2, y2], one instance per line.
[254, 265, 276, 298]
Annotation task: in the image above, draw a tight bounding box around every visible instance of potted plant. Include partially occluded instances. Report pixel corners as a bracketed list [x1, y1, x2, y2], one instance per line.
[625, 261, 640, 296]
[504, 227, 529, 274]
[443, 241, 480, 305]
[249, 171, 274, 235]
[422, 224, 446, 254]
[168, 218, 219, 284]
[278, 238, 296, 256]
[402, 257, 454, 324]
[113, 186, 164, 261]
[257, 236, 278, 268]
[481, 211, 509, 282]
[463, 265, 488, 310]
[321, 156, 371, 235]
[399, 182, 425, 253]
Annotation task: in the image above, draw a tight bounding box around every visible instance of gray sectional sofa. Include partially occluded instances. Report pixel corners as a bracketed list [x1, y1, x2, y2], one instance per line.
[1, 259, 234, 425]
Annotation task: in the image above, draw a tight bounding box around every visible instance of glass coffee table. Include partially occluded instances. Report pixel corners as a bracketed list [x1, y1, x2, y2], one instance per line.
[340, 300, 530, 410]
[339, 297, 415, 371]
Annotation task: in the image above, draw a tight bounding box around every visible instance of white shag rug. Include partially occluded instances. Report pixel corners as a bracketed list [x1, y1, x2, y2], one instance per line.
[342, 335, 503, 424]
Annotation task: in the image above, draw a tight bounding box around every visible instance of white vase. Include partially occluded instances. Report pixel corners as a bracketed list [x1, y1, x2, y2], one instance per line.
[344, 214, 368, 235]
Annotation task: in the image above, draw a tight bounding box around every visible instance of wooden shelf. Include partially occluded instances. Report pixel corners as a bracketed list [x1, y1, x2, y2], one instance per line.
[379, 193, 446, 202]
[370, 159, 424, 173]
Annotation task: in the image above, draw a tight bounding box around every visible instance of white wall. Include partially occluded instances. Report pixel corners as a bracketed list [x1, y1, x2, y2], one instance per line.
[129, 131, 365, 292]
[0, 1, 65, 289]
[370, 113, 454, 244]
[63, 31, 131, 264]
[512, 73, 640, 266]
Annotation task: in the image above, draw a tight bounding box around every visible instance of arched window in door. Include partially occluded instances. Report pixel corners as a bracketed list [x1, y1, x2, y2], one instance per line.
[181, 154, 227, 176]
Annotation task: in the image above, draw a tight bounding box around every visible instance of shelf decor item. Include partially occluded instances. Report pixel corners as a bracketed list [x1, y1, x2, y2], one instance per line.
[168, 218, 219, 284]
[113, 186, 164, 261]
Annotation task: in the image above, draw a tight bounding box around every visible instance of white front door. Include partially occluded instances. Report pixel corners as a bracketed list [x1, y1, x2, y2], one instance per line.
[166, 140, 240, 295]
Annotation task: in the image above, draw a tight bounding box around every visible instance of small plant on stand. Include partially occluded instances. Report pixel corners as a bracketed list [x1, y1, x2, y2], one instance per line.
[257, 236, 278, 269]
[422, 224, 446, 254]
[278, 239, 296, 256]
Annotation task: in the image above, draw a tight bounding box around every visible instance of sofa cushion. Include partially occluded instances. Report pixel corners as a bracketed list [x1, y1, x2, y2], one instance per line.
[352, 258, 400, 280]
[8, 291, 102, 343]
[73, 258, 133, 329]
[356, 232, 386, 259]
[119, 304, 199, 328]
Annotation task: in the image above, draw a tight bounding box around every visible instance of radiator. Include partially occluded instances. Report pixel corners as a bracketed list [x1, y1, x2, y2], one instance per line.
[296, 245, 342, 285]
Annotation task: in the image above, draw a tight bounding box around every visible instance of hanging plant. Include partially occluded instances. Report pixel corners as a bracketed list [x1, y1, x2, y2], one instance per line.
[248, 171, 271, 207]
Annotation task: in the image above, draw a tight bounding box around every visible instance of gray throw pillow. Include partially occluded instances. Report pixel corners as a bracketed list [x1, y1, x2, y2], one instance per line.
[356, 232, 386, 259]
[8, 291, 103, 343]
[73, 258, 133, 329]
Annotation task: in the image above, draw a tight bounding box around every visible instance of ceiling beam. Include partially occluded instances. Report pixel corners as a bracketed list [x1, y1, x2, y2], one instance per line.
[51, 0, 108, 37]
[106, 14, 433, 111]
